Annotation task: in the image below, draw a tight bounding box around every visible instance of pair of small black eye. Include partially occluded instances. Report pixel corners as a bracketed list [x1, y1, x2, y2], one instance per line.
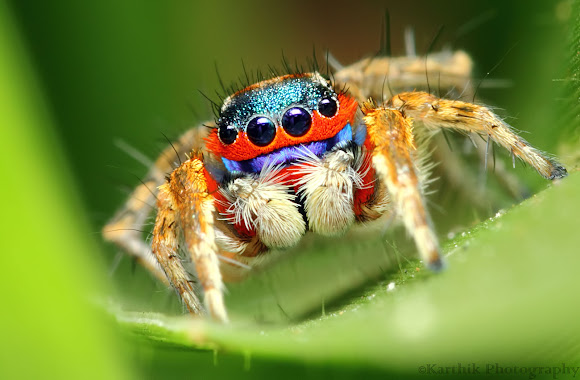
[318, 96, 338, 118]
[247, 116, 277, 146]
[218, 96, 338, 146]
[218, 118, 277, 146]
[246, 107, 312, 146]
[218, 124, 238, 145]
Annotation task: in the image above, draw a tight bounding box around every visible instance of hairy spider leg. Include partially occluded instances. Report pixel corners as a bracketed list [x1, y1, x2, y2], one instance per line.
[362, 100, 443, 270]
[389, 92, 567, 180]
[103, 127, 207, 284]
[152, 152, 228, 322]
[334, 49, 531, 204]
[361, 91, 567, 269]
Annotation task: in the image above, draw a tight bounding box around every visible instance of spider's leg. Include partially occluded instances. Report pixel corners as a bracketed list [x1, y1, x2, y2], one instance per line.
[151, 187, 203, 315]
[153, 152, 227, 322]
[430, 132, 529, 208]
[333, 50, 473, 104]
[389, 92, 567, 180]
[362, 100, 443, 270]
[472, 134, 530, 198]
[103, 172, 167, 283]
[102, 127, 208, 284]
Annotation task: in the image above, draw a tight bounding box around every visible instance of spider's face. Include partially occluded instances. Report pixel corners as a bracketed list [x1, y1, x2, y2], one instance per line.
[205, 73, 358, 173]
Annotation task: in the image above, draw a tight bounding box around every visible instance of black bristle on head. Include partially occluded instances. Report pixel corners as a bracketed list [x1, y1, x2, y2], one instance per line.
[214, 89, 224, 104]
[267, 64, 280, 78]
[363, 9, 393, 74]
[214, 62, 227, 95]
[380, 9, 391, 56]
[201, 51, 338, 122]
[281, 50, 293, 74]
[325, 49, 329, 78]
[424, 25, 445, 95]
[336, 81, 349, 97]
[311, 45, 320, 73]
[161, 131, 182, 166]
[241, 58, 250, 88]
[293, 57, 305, 76]
[197, 89, 221, 118]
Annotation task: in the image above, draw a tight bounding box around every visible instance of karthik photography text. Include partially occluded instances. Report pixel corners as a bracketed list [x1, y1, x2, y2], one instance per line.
[417, 363, 580, 378]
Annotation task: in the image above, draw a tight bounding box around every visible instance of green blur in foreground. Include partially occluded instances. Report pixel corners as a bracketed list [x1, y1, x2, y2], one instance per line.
[0, 4, 133, 380]
[117, 172, 580, 376]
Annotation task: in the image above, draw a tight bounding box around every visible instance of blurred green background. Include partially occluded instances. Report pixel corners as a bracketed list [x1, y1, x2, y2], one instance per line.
[2, 0, 578, 379]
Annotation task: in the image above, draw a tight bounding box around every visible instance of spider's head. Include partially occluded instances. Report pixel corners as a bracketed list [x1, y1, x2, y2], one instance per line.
[205, 73, 358, 172]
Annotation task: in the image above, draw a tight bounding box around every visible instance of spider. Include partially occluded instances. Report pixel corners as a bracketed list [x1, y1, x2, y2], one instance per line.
[103, 44, 567, 323]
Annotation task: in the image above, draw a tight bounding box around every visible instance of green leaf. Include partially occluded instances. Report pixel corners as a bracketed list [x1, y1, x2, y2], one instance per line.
[6, 1, 579, 379]
[116, 172, 580, 374]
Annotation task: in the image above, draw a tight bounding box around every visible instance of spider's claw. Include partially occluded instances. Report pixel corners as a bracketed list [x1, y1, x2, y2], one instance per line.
[426, 255, 446, 272]
[205, 288, 229, 323]
[548, 163, 568, 180]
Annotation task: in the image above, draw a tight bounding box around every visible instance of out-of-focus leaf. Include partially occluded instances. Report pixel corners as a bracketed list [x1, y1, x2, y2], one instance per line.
[0, 4, 134, 379]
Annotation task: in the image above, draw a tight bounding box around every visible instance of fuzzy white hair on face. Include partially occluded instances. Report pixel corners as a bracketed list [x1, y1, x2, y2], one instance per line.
[292, 145, 367, 236]
[220, 161, 306, 248]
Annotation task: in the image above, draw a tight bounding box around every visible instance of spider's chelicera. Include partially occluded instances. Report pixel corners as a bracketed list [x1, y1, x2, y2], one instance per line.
[104, 55, 567, 323]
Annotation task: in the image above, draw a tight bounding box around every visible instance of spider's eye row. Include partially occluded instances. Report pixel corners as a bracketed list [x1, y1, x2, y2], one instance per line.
[281, 107, 311, 137]
[246, 116, 276, 146]
[221, 94, 338, 147]
[218, 124, 238, 145]
[318, 96, 338, 118]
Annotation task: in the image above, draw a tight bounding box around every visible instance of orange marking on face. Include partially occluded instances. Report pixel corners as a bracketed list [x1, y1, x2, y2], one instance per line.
[205, 93, 358, 161]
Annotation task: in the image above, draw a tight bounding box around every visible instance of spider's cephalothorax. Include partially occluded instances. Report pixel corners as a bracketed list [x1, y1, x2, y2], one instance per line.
[204, 73, 384, 253]
[207, 73, 358, 168]
[104, 57, 567, 323]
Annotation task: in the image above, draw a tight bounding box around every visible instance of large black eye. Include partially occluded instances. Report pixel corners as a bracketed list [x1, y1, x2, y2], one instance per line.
[318, 96, 338, 118]
[281, 107, 311, 137]
[218, 124, 238, 145]
[246, 116, 276, 146]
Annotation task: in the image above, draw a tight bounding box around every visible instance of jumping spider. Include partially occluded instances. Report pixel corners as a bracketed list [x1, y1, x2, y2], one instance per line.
[103, 44, 567, 323]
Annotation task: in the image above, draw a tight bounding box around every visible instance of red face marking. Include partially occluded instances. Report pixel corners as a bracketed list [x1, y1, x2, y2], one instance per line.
[206, 93, 358, 161]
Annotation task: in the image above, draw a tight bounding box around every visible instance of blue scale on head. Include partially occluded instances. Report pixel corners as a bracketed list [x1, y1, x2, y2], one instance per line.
[219, 76, 327, 129]
[218, 74, 356, 173]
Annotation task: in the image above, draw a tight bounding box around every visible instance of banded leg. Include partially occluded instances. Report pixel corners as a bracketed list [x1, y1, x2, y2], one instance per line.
[332, 43, 474, 104]
[153, 153, 227, 322]
[151, 190, 203, 315]
[362, 100, 443, 270]
[336, 52, 542, 203]
[102, 126, 210, 283]
[388, 92, 567, 180]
